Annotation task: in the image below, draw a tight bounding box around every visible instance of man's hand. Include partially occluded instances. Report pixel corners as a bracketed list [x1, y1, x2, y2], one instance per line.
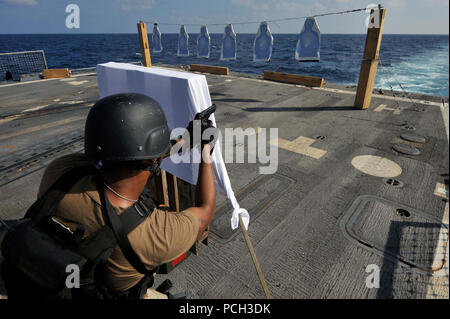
[172, 120, 218, 156]
[200, 120, 219, 154]
[186, 143, 216, 239]
[186, 119, 218, 151]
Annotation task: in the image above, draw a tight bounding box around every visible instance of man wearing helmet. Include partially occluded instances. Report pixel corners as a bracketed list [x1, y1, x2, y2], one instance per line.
[35, 93, 217, 298]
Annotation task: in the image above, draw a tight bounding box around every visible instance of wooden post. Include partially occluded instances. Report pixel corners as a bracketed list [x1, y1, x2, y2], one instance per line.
[172, 175, 180, 212]
[137, 21, 152, 67]
[354, 7, 386, 109]
[160, 170, 170, 208]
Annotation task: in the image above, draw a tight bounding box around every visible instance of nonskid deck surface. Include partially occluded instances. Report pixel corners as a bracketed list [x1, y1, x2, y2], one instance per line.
[0, 67, 448, 299]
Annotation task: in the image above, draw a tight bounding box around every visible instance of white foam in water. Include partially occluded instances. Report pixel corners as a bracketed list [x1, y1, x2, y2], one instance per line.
[378, 44, 450, 96]
[177, 25, 189, 57]
[253, 22, 273, 62]
[152, 24, 163, 53]
[221, 24, 237, 61]
[296, 17, 321, 62]
[197, 25, 211, 58]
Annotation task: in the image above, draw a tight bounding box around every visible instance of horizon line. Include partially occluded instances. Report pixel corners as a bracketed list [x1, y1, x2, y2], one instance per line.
[0, 32, 449, 36]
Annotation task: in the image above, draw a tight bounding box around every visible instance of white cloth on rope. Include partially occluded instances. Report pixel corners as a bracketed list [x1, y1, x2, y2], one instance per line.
[178, 25, 189, 57]
[295, 17, 321, 62]
[220, 24, 237, 60]
[253, 21, 273, 62]
[152, 24, 163, 53]
[96, 62, 249, 230]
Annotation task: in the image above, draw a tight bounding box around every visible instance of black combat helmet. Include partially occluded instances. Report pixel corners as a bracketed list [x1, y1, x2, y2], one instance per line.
[85, 93, 170, 163]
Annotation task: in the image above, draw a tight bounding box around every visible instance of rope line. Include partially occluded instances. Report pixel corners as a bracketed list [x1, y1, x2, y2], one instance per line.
[378, 58, 402, 110]
[379, 58, 424, 111]
[143, 5, 381, 27]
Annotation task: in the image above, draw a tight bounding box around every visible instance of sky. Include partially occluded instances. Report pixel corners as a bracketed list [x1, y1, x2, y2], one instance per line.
[0, 0, 448, 34]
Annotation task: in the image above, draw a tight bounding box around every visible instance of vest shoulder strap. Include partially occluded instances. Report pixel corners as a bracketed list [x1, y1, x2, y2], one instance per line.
[118, 188, 156, 235]
[96, 178, 157, 276]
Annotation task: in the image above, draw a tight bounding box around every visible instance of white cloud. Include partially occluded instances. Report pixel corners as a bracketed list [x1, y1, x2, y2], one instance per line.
[120, 0, 157, 11]
[231, 0, 308, 13]
[386, 0, 407, 8]
[425, 0, 449, 7]
[231, 0, 254, 6]
[231, 0, 336, 14]
[3, 0, 38, 6]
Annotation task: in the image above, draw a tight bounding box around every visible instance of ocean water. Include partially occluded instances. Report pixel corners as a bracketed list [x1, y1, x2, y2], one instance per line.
[0, 33, 448, 97]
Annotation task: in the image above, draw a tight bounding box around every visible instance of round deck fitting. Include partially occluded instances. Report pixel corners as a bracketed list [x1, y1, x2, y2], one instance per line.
[351, 155, 402, 178]
[383, 178, 404, 188]
[396, 208, 411, 218]
[400, 133, 427, 144]
[402, 125, 416, 131]
[393, 144, 421, 156]
[313, 135, 326, 140]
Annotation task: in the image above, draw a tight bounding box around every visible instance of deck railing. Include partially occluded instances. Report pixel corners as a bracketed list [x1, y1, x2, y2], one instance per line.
[0, 50, 48, 81]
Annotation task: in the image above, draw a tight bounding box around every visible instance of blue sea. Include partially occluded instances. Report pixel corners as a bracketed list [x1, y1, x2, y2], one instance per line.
[0, 33, 448, 97]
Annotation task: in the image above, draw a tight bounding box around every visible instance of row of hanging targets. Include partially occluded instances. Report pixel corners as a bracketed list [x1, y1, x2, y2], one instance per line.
[151, 18, 320, 62]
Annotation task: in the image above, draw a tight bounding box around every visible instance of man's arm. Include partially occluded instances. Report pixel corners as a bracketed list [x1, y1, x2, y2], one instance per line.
[186, 144, 216, 239]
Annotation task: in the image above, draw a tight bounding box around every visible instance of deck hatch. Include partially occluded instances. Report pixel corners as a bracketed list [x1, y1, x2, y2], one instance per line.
[340, 195, 449, 276]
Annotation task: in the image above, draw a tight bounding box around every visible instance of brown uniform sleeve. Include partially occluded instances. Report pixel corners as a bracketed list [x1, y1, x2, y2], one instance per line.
[129, 208, 199, 267]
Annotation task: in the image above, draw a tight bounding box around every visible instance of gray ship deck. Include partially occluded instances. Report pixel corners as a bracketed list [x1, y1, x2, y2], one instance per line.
[0, 66, 448, 299]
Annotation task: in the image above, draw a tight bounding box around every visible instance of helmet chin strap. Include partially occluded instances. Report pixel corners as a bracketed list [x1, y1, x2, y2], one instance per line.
[137, 158, 162, 177]
[95, 158, 162, 176]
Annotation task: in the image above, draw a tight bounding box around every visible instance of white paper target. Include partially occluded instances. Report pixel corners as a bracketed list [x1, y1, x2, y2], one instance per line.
[152, 24, 163, 53]
[253, 22, 273, 62]
[295, 17, 321, 62]
[197, 25, 211, 58]
[178, 25, 189, 57]
[221, 24, 237, 60]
